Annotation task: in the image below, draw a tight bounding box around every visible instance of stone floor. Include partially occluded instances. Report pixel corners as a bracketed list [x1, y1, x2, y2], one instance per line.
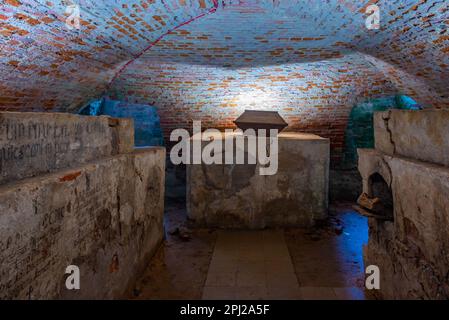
[203, 230, 299, 299]
[130, 202, 371, 300]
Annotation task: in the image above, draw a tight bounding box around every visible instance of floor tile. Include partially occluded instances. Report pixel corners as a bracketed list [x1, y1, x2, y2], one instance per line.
[299, 287, 338, 300]
[208, 259, 239, 274]
[333, 287, 366, 300]
[237, 260, 266, 274]
[204, 230, 301, 300]
[206, 272, 237, 287]
[234, 286, 268, 300]
[202, 286, 236, 300]
[237, 248, 266, 261]
[266, 272, 300, 289]
[266, 286, 302, 300]
[264, 260, 295, 274]
[236, 271, 266, 287]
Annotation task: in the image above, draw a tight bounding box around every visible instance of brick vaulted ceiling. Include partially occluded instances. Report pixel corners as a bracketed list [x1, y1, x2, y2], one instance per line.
[0, 0, 448, 114]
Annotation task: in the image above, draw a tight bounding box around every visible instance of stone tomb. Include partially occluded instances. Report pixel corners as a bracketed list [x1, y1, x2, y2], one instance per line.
[0, 112, 134, 184]
[0, 112, 165, 299]
[358, 110, 449, 299]
[187, 132, 330, 229]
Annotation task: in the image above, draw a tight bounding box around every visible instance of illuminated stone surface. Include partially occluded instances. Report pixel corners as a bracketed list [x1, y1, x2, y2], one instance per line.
[187, 132, 329, 228]
[1, 1, 448, 164]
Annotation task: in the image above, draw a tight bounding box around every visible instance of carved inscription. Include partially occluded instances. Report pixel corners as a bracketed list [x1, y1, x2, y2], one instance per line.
[0, 160, 117, 298]
[0, 115, 111, 183]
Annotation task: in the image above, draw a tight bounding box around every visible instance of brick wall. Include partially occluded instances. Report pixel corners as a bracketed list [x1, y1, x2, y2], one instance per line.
[0, 0, 217, 112]
[105, 0, 447, 164]
[109, 53, 400, 164]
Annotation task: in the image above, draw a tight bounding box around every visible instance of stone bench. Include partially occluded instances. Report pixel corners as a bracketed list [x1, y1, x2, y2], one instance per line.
[0, 111, 165, 299]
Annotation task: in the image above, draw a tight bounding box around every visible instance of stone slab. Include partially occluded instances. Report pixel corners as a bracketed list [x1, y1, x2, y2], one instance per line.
[374, 109, 449, 167]
[0, 112, 134, 185]
[0, 147, 165, 299]
[187, 132, 329, 229]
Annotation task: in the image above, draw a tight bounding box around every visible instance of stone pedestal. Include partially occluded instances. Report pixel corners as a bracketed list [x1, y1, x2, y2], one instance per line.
[187, 132, 330, 229]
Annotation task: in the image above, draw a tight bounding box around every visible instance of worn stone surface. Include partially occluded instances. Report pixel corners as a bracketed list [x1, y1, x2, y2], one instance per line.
[0, 147, 165, 299]
[187, 132, 329, 229]
[111, 116, 134, 154]
[374, 110, 449, 167]
[358, 149, 449, 299]
[101, 99, 164, 147]
[357, 149, 392, 194]
[0, 112, 134, 185]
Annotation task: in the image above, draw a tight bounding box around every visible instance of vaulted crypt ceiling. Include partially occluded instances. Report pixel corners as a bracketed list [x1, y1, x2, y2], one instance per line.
[0, 0, 447, 112]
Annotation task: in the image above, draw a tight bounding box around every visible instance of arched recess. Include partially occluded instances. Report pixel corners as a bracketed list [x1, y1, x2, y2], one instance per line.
[368, 172, 394, 221]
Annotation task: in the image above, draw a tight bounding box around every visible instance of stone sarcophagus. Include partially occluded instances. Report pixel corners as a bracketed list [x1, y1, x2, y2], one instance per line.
[187, 132, 330, 229]
[357, 110, 449, 299]
[0, 112, 165, 299]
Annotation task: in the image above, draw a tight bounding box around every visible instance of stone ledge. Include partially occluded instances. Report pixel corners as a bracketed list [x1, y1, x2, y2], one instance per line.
[374, 110, 449, 167]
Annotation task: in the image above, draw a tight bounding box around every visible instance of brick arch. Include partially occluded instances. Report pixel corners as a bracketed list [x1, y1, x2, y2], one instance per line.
[105, 0, 448, 164]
